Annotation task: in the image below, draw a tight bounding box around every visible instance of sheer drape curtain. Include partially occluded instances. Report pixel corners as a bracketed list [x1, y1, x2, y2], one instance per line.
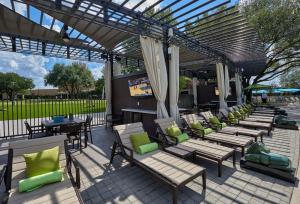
[169, 45, 180, 121]
[235, 73, 243, 105]
[192, 77, 198, 107]
[216, 63, 228, 111]
[104, 61, 112, 115]
[224, 65, 230, 99]
[140, 36, 169, 118]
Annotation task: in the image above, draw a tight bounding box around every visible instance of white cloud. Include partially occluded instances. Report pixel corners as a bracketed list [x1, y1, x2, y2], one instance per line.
[0, 51, 49, 88]
[113, 0, 161, 11]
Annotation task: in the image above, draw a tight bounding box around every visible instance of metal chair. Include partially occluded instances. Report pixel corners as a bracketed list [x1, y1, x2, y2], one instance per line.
[60, 123, 83, 152]
[85, 115, 93, 144]
[105, 114, 123, 131]
[24, 121, 47, 139]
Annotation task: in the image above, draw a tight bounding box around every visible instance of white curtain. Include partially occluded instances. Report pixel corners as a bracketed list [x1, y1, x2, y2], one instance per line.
[235, 73, 243, 105]
[140, 36, 169, 118]
[169, 45, 180, 121]
[216, 63, 228, 111]
[224, 65, 230, 99]
[192, 77, 198, 107]
[104, 61, 112, 115]
[113, 62, 122, 76]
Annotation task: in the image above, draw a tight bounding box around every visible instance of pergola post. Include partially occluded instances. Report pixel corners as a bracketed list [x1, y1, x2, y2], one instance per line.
[109, 53, 114, 114]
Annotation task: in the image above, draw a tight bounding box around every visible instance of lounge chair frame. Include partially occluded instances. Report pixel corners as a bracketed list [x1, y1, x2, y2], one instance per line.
[154, 118, 236, 177]
[1, 136, 83, 204]
[110, 123, 206, 204]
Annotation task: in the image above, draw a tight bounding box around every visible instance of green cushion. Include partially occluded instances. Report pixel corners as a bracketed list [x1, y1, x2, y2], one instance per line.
[166, 125, 182, 137]
[19, 169, 64, 192]
[221, 122, 227, 128]
[130, 132, 151, 153]
[228, 112, 235, 119]
[191, 122, 204, 130]
[246, 142, 270, 154]
[176, 133, 189, 143]
[268, 152, 290, 167]
[23, 146, 60, 178]
[137, 142, 158, 155]
[203, 128, 213, 135]
[234, 111, 242, 119]
[209, 116, 220, 125]
[229, 118, 238, 124]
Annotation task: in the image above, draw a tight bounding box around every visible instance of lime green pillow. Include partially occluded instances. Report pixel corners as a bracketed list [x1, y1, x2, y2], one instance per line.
[166, 125, 182, 137]
[23, 146, 60, 178]
[221, 122, 227, 128]
[228, 112, 235, 119]
[209, 116, 220, 125]
[234, 111, 242, 118]
[137, 142, 158, 155]
[191, 122, 204, 130]
[203, 128, 213, 135]
[176, 133, 189, 143]
[130, 132, 151, 153]
[19, 169, 64, 192]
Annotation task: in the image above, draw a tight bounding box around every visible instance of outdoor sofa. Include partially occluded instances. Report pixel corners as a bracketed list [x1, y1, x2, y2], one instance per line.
[1, 135, 82, 204]
[183, 113, 264, 143]
[154, 118, 236, 177]
[110, 122, 206, 204]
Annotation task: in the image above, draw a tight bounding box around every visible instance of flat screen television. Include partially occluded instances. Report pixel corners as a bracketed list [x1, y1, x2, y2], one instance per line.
[128, 77, 153, 97]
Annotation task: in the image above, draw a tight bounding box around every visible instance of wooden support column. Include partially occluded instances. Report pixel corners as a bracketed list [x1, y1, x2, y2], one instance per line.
[109, 53, 114, 114]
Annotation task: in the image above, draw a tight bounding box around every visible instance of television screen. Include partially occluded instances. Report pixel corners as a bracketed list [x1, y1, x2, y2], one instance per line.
[128, 77, 153, 97]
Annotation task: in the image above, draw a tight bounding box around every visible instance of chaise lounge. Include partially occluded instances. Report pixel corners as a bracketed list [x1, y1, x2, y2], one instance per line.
[1, 135, 82, 204]
[154, 118, 236, 177]
[183, 113, 264, 142]
[110, 122, 206, 204]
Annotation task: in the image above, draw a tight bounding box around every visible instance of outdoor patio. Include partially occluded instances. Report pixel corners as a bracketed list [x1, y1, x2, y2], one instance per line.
[62, 125, 299, 204]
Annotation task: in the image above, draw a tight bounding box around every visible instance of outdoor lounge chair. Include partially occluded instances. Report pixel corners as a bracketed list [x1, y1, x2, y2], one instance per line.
[183, 113, 264, 143]
[1, 135, 82, 204]
[176, 115, 253, 156]
[110, 122, 206, 204]
[154, 118, 236, 177]
[218, 109, 273, 136]
[231, 106, 274, 122]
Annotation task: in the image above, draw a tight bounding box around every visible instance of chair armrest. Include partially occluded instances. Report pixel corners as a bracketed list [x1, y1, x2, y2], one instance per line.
[120, 144, 134, 163]
[67, 154, 81, 189]
[190, 127, 204, 137]
[157, 132, 178, 145]
[149, 135, 165, 145]
[0, 165, 7, 187]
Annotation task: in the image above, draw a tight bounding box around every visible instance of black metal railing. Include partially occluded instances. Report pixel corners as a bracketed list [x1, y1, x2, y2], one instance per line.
[0, 95, 106, 139]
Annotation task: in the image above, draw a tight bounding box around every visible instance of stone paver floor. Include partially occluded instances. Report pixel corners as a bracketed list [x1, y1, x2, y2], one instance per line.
[70, 126, 299, 204]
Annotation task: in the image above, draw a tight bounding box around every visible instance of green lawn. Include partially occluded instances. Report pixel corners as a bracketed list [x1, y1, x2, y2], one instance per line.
[0, 99, 106, 121]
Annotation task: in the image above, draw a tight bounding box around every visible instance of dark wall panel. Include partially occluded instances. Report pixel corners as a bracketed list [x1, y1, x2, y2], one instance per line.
[112, 73, 157, 135]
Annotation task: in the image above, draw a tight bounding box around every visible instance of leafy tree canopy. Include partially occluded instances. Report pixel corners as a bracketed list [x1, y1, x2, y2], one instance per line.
[240, 0, 300, 84]
[280, 68, 300, 87]
[0, 72, 34, 99]
[45, 63, 94, 97]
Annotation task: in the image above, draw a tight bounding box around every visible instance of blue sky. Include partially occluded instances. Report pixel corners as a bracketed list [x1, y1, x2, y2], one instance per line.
[0, 51, 104, 89]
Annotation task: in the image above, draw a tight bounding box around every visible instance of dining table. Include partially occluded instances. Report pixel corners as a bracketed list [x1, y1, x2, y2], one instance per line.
[41, 117, 88, 147]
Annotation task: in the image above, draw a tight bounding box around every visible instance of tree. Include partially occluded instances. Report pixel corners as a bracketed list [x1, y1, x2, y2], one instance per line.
[94, 77, 104, 95]
[240, 0, 300, 85]
[280, 68, 300, 87]
[45, 63, 94, 98]
[0, 72, 34, 100]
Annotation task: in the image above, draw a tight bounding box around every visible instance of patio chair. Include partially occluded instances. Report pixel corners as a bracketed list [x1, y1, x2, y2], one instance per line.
[60, 123, 83, 152]
[110, 122, 206, 204]
[216, 109, 273, 136]
[1, 135, 82, 204]
[24, 121, 48, 139]
[154, 118, 235, 177]
[175, 115, 253, 156]
[84, 115, 93, 144]
[105, 114, 123, 131]
[183, 113, 264, 143]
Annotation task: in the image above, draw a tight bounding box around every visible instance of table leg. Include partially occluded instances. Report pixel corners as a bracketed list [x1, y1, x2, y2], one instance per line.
[84, 124, 88, 148]
[140, 113, 143, 123]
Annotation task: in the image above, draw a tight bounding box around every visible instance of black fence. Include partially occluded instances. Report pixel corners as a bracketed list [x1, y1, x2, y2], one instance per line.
[0, 95, 106, 139]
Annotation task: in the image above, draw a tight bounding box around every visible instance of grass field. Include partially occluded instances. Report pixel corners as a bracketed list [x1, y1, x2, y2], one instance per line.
[0, 99, 106, 121]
